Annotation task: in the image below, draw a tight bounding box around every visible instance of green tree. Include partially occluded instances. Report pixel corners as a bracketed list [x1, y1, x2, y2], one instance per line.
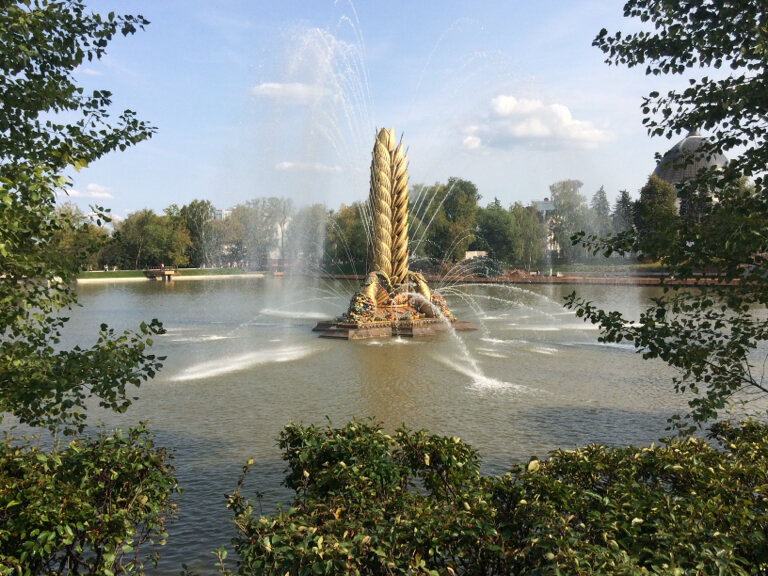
[180, 199, 217, 267]
[285, 203, 329, 270]
[324, 202, 368, 274]
[52, 202, 109, 271]
[474, 199, 517, 264]
[410, 179, 481, 265]
[590, 185, 612, 238]
[549, 179, 589, 261]
[266, 196, 294, 262]
[229, 199, 279, 269]
[570, 0, 768, 429]
[0, 0, 164, 433]
[511, 202, 547, 270]
[612, 189, 635, 234]
[0, 2, 176, 572]
[113, 209, 191, 268]
[633, 174, 678, 260]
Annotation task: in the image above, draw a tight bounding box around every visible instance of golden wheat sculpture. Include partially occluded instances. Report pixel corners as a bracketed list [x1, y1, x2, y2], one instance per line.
[313, 127, 474, 339]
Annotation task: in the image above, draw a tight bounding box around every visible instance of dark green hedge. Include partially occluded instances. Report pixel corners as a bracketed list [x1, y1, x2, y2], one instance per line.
[222, 418, 768, 575]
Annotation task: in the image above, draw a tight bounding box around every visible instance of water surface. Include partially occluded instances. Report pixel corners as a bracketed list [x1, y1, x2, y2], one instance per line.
[14, 277, 696, 573]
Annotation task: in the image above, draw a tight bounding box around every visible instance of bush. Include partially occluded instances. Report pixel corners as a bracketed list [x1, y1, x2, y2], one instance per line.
[0, 425, 178, 575]
[221, 418, 768, 575]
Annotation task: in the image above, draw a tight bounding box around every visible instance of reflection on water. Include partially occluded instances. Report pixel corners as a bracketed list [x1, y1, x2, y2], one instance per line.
[5, 278, 711, 573]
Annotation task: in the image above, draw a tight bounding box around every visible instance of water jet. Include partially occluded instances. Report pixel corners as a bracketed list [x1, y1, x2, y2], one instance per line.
[314, 128, 475, 339]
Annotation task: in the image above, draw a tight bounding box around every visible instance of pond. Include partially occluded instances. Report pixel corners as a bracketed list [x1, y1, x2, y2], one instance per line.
[21, 277, 690, 573]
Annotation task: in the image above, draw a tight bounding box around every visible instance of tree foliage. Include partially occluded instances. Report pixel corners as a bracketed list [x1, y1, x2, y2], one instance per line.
[180, 199, 217, 267]
[474, 200, 518, 264]
[220, 418, 768, 576]
[0, 0, 165, 433]
[510, 202, 547, 270]
[569, 0, 768, 430]
[324, 203, 368, 274]
[410, 179, 481, 265]
[51, 202, 109, 271]
[0, 3, 178, 572]
[612, 189, 635, 234]
[111, 209, 191, 269]
[549, 179, 589, 261]
[633, 174, 678, 260]
[0, 425, 178, 575]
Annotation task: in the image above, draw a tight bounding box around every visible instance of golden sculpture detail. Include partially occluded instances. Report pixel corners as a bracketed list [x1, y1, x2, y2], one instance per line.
[315, 127, 473, 339]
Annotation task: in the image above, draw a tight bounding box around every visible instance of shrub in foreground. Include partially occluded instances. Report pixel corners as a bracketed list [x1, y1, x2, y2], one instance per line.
[222, 418, 768, 575]
[0, 425, 178, 575]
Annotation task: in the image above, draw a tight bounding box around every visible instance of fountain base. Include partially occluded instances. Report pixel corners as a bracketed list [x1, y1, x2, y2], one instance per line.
[313, 318, 476, 340]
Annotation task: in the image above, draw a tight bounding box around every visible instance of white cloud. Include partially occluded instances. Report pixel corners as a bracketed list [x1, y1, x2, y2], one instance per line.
[75, 66, 102, 76]
[67, 183, 113, 199]
[464, 95, 612, 150]
[275, 161, 342, 173]
[251, 82, 326, 103]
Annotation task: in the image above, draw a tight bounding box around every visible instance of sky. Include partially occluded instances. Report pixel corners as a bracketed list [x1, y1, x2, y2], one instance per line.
[65, 0, 679, 220]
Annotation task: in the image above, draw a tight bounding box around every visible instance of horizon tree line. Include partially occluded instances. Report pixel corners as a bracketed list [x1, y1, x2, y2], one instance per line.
[59, 174, 687, 273]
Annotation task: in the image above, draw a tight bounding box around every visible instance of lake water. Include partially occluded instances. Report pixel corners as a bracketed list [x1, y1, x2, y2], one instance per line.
[13, 277, 695, 573]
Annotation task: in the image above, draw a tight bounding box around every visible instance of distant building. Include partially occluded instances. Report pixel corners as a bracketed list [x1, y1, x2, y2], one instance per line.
[532, 198, 555, 219]
[653, 129, 729, 215]
[653, 129, 728, 185]
[214, 208, 231, 220]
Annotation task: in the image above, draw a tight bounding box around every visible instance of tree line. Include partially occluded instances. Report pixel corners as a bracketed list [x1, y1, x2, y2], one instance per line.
[64, 175, 686, 274]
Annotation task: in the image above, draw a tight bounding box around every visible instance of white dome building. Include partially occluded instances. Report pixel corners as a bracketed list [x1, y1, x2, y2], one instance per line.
[653, 129, 728, 185]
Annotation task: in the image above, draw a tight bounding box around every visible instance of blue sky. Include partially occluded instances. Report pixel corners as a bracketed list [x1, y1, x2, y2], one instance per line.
[66, 1, 672, 219]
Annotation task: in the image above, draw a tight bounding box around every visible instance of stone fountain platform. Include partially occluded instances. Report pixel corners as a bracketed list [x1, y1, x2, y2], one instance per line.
[313, 318, 476, 340]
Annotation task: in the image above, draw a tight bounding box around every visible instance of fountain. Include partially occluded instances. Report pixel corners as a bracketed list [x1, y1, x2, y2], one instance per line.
[314, 127, 475, 339]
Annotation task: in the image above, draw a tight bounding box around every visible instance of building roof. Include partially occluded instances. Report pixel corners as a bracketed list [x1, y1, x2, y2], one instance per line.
[653, 129, 728, 185]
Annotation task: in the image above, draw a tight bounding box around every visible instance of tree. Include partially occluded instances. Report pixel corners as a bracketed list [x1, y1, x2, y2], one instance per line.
[51, 202, 109, 271]
[569, 0, 768, 430]
[511, 202, 547, 270]
[612, 189, 635, 234]
[410, 179, 481, 265]
[266, 196, 294, 262]
[229, 199, 279, 270]
[112, 209, 191, 268]
[180, 199, 216, 267]
[590, 186, 612, 238]
[0, 2, 176, 571]
[0, 0, 165, 432]
[633, 174, 678, 260]
[474, 200, 517, 264]
[324, 202, 368, 274]
[285, 203, 329, 270]
[548, 179, 589, 261]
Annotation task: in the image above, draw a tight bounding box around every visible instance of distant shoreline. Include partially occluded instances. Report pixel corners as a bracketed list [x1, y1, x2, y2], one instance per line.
[75, 271, 677, 286]
[76, 272, 266, 284]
